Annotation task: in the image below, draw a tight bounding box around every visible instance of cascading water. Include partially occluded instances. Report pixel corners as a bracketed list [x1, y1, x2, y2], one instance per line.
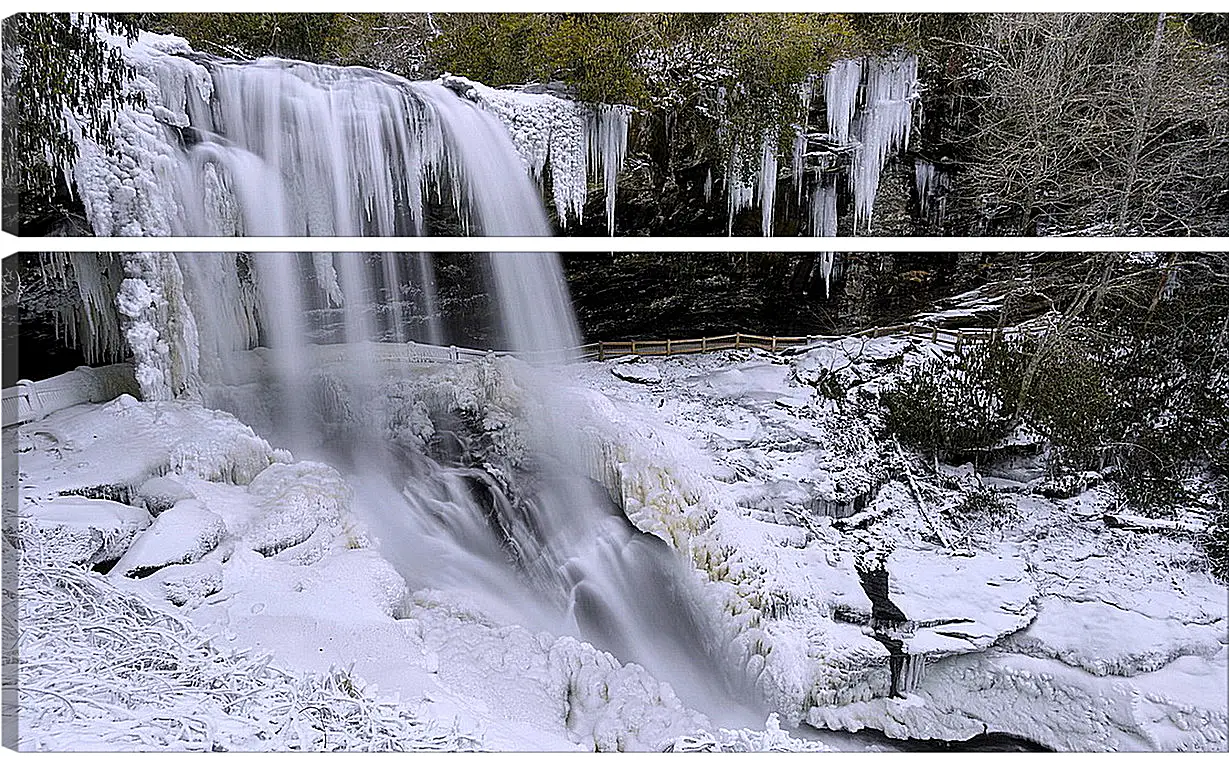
[171, 251, 754, 725]
[64, 29, 751, 731]
[69, 32, 630, 238]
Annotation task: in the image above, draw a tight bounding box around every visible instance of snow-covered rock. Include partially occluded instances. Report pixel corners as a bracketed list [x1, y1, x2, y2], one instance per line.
[14, 395, 290, 505]
[135, 473, 194, 514]
[19, 496, 151, 566]
[888, 543, 1038, 656]
[112, 499, 225, 577]
[243, 461, 354, 558]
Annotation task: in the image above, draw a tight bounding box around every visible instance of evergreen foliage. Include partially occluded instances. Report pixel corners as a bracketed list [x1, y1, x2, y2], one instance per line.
[1, 13, 141, 232]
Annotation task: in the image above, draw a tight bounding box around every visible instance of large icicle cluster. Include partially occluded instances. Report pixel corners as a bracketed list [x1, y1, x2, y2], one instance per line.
[849, 54, 919, 229]
[721, 51, 918, 238]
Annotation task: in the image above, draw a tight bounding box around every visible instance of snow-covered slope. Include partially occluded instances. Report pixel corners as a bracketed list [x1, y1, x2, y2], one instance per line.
[8, 394, 811, 751]
[565, 340, 1227, 751]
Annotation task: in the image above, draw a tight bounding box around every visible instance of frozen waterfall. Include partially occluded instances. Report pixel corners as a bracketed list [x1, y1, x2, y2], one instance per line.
[67, 32, 631, 238]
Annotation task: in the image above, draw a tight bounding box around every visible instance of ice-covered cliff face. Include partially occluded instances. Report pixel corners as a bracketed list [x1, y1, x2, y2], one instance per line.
[65, 31, 631, 238]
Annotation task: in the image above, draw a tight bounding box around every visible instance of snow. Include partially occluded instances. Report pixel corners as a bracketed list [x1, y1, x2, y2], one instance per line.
[10, 525, 481, 752]
[13, 394, 290, 503]
[566, 338, 1226, 748]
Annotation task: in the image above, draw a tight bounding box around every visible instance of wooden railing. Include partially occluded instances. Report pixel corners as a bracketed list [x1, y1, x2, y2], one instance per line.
[3, 318, 1053, 428]
[573, 317, 1052, 361]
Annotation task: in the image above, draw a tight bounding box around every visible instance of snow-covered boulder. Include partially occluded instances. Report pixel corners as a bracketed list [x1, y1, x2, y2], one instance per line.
[112, 499, 225, 577]
[20, 496, 152, 566]
[135, 473, 195, 514]
[243, 461, 353, 558]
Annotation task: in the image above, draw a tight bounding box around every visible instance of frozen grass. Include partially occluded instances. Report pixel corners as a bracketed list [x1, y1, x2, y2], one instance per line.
[8, 523, 481, 752]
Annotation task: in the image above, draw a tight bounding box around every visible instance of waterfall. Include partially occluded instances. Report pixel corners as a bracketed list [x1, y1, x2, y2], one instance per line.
[59, 29, 750, 727]
[68, 32, 630, 238]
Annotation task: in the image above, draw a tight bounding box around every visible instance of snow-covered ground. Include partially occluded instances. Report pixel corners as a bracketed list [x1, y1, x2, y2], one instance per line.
[9, 335, 1227, 751]
[8, 392, 820, 751]
[566, 337, 1228, 751]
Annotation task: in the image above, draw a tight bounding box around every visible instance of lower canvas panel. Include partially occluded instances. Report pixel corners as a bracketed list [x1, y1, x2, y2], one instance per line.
[3, 251, 1226, 752]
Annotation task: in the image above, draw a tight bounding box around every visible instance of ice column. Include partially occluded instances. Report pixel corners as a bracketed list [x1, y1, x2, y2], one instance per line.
[824, 59, 862, 145]
[758, 134, 779, 237]
[850, 53, 918, 231]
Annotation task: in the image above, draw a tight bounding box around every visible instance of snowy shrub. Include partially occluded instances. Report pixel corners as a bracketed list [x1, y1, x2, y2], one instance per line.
[944, 486, 1014, 546]
[8, 524, 480, 752]
[881, 340, 1024, 457]
[1202, 498, 1228, 584]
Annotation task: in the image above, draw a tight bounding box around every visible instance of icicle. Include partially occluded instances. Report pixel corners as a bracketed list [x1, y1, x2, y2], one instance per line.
[849, 52, 918, 231]
[587, 104, 631, 236]
[758, 133, 779, 237]
[809, 176, 839, 298]
[791, 128, 807, 204]
[703, 169, 713, 203]
[726, 141, 756, 236]
[823, 59, 862, 144]
[313, 254, 344, 307]
[914, 159, 936, 218]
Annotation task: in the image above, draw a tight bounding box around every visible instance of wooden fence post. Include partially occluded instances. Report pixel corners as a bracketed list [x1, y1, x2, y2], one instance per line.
[771, 336, 777, 352]
[735, 333, 741, 350]
[702, 337, 708, 353]
[631, 340, 637, 355]
[667, 339, 672, 355]
[599, 341, 605, 361]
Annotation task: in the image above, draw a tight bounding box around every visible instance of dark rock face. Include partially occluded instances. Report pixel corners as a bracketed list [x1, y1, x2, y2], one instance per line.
[561, 253, 1028, 344]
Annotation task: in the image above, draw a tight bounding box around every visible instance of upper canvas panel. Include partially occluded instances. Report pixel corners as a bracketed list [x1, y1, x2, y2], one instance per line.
[5, 12, 1228, 237]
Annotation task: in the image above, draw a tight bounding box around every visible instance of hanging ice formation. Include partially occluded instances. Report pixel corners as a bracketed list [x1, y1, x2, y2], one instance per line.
[65, 32, 631, 239]
[438, 76, 632, 235]
[848, 53, 919, 230]
[809, 179, 838, 297]
[720, 51, 917, 238]
[913, 159, 948, 224]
